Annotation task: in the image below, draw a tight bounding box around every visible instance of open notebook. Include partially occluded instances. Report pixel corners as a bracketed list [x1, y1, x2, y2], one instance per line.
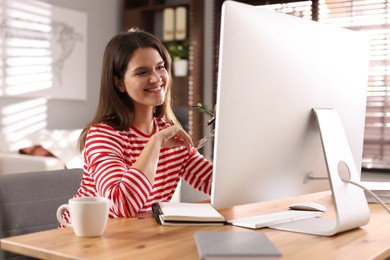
[152, 202, 226, 226]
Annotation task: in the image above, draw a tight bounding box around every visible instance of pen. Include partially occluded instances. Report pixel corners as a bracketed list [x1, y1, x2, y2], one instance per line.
[207, 117, 215, 126]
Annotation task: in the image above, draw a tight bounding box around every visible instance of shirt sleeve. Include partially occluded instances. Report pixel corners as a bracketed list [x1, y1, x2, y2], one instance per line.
[182, 148, 213, 195]
[84, 125, 153, 217]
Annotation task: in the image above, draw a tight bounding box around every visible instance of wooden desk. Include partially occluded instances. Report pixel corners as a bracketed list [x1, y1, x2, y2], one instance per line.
[1, 191, 389, 260]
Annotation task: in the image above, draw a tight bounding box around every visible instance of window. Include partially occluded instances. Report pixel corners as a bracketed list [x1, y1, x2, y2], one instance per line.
[263, 0, 390, 170]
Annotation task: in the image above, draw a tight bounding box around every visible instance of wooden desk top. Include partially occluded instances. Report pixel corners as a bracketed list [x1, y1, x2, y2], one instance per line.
[1, 191, 389, 260]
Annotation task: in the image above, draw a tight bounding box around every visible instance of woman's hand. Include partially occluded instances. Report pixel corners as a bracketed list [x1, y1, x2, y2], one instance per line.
[157, 125, 193, 152]
[133, 125, 193, 184]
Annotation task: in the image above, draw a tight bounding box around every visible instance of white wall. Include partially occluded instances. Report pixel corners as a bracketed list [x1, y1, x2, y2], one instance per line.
[0, 0, 123, 131]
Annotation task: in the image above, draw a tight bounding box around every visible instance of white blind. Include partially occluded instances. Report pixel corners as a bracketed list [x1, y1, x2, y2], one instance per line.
[264, 0, 390, 169]
[261, 1, 312, 18]
[318, 0, 390, 169]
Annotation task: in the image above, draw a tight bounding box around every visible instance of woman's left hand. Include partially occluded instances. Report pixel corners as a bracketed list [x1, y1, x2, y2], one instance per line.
[157, 125, 193, 152]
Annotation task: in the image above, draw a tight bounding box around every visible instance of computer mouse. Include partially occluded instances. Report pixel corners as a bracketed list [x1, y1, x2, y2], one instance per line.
[289, 202, 327, 212]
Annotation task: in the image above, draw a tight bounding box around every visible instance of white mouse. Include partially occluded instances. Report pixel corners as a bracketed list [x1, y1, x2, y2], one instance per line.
[289, 202, 327, 212]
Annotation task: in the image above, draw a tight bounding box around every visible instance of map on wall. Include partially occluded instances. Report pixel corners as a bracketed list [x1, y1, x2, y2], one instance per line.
[0, 0, 87, 100]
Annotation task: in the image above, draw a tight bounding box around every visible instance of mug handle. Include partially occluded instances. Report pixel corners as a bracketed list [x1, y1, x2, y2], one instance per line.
[56, 204, 72, 228]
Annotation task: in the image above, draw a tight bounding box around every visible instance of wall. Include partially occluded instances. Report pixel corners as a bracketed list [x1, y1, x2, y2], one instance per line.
[0, 0, 123, 133]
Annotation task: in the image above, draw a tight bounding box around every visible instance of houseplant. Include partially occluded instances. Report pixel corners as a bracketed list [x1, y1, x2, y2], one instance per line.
[166, 39, 189, 77]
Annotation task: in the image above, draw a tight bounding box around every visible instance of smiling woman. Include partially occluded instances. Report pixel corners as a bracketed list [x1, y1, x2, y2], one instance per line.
[114, 48, 168, 111]
[59, 28, 214, 223]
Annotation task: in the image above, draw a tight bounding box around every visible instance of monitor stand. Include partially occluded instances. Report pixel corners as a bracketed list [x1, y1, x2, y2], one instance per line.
[270, 108, 370, 236]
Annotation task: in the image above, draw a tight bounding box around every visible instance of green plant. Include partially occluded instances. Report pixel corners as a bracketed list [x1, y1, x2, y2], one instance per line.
[166, 39, 189, 61]
[192, 103, 214, 117]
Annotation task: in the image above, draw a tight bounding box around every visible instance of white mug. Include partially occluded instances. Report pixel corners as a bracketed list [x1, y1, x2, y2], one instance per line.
[56, 196, 110, 237]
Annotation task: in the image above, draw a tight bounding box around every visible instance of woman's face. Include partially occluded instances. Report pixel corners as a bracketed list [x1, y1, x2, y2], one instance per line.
[119, 47, 169, 111]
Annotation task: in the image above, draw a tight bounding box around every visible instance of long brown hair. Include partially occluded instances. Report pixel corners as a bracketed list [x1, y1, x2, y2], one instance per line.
[78, 28, 179, 152]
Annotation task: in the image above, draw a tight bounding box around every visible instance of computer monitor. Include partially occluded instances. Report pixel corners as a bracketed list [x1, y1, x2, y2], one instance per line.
[211, 1, 370, 211]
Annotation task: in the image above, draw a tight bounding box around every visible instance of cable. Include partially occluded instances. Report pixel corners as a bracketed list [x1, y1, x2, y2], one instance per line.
[305, 174, 390, 214]
[342, 179, 390, 214]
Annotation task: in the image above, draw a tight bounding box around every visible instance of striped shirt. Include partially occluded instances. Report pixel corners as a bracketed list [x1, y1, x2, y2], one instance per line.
[64, 118, 213, 221]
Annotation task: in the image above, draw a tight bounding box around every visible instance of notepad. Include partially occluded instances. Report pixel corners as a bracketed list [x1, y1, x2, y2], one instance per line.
[194, 231, 281, 259]
[152, 202, 226, 226]
[365, 190, 390, 203]
[361, 181, 390, 203]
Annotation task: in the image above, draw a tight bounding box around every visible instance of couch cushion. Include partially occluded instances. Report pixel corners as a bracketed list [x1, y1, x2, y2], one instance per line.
[0, 153, 65, 175]
[18, 145, 57, 158]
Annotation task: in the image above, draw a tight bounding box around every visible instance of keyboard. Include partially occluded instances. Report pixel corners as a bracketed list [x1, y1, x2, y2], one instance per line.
[228, 210, 323, 229]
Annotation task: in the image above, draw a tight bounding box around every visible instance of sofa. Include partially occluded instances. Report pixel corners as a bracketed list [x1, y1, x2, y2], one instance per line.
[0, 168, 83, 260]
[0, 129, 83, 174]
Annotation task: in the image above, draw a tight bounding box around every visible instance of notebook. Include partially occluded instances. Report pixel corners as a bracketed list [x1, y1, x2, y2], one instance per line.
[152, 202, 226, 226]
[194, 231, 281, 259]
[361, 181, 390, 203]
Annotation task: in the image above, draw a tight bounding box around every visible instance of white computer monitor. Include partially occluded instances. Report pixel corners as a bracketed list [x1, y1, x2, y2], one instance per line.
[211, 1, 370, 211]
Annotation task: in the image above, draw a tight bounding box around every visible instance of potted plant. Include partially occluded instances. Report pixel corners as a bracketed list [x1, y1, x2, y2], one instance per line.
[166, 39, 189, 77]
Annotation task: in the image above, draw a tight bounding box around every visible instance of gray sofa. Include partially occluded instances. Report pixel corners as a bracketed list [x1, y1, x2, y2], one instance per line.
[0, 168, 83, 260]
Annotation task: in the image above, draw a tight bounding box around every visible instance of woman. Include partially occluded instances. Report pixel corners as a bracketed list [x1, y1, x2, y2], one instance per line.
[64, 28, 213, 221]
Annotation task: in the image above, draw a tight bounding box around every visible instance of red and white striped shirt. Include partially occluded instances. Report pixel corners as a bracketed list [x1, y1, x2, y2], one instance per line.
[65, 118, 213, 220]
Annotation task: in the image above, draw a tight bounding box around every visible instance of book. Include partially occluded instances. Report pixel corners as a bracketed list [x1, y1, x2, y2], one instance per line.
[175, 7, 187, 40]
[194, 231, 281, 260]
[365, 190, 390, 203]
[163, 8, 175, 41]
[152, 201, 226, 226]
[361, 181, 390, 203]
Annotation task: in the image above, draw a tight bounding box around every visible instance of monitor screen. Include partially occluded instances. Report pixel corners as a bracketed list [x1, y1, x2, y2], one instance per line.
[211, 1, 370, 209]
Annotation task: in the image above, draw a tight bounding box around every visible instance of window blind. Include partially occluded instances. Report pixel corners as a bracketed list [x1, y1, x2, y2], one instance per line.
[263, 0, 390, 170]
[318, 0, 390, 170]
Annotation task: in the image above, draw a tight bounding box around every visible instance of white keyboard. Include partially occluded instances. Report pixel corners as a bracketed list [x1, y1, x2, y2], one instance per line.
[228, 210, 323, 229]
